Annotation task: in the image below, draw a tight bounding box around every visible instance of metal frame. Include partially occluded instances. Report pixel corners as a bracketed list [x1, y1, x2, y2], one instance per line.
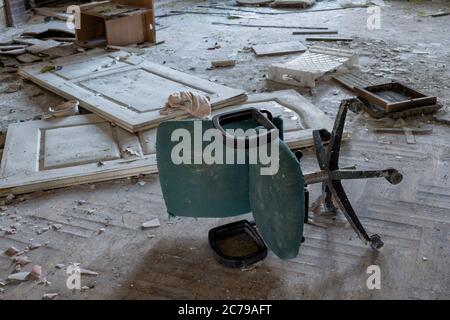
[303, 99, 403, 249]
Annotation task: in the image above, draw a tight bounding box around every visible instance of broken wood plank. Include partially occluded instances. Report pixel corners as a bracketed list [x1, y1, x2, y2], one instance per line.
[16, 53, 42, 64]
[306, 37, 353, 42]
[0, 45, 28, 51]
[0, 90, 335, 196]
[252, 41, 307, 56]
[212, 22, 328, 30]
[269, 0, 316, 8]
[236, 0, 274, 5]
[374, 126, 432, 144]
[292, 30, 339, 35]
[0, 48, 27, 56]
[14, 38, 46, 46]
[429, 12, 450, 17]
[19, 50, 247, 133]
[372, 127, 432, 134]
[199, 4, 365, 14]
[41, 44, 79, 58]
[26, 40, 62, 54]
[33, 7, 70, 21]
[211, 60, 236, 68]
[332, 73, 373, 91]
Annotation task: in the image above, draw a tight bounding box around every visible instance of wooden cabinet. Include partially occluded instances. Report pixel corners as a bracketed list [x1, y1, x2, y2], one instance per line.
[75, 0, 156, 47]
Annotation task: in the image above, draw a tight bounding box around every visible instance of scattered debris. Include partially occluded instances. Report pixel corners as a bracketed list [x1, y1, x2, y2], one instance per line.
[429, 12, 450, 18]
[29, 243, 42, 250]
[40, 65, 57, 73]
[123, 148, 141, 157]
[26, 40, 62, 55]
[211, 60, 236, 68]
[80, 268, 99, 276]
[207, 43, 221, 50]
[5, 228, 17, 235]
[42, 293, 58, 300]
[292, 30, 339, 35]
[14, 256, 32, 266]
[236, 0, 274, 6]
[332, 72, 372, 91]
[16, 53, 42, 63]
[270, 0, 316, 9]
[7, 271, 30, 282]
[30, 265, 42, 280]
[354, 82, 437, 113]
[4, 246, 20, 257]
[373, 127, 432, 134]
[142, 218, 161, 229]
[252, 41, 307, 57]
[212, 22, 328, 30]
[98, 228, 106, 234]
[268, 46, 357, 88]
[48, 100, 80, 117]
[51, 224, 63, 231]
[306, 37, 353, 42]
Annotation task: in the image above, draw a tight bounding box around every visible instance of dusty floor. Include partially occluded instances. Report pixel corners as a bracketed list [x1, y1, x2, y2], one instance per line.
[0, 0, 449, 299]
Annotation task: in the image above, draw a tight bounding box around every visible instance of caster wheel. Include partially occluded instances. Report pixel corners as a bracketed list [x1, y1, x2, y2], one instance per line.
[386, 169, 403, 185]
[370, 234, 384, 250]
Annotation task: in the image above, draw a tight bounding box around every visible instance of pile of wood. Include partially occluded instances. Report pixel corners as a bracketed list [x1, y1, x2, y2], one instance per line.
[0, 27, 78, 72]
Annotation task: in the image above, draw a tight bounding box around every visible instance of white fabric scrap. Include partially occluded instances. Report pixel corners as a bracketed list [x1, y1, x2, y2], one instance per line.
[160, 91, 211, 118]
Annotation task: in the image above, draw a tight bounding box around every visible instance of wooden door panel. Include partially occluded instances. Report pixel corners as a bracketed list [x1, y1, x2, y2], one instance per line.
[19, 50, 247, 132]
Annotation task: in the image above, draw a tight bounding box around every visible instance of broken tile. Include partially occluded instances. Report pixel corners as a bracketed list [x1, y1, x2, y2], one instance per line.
[4, 246, 19, 256]
[51, 224, 63, 231]
[14, 256, 31, 266]
[29, 243, 42, 250]
[142, 218, 161, 229]
[7, 271, 30, 281]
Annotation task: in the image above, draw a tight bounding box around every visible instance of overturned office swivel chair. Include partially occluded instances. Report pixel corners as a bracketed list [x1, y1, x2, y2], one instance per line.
[156, 100, 403, 267]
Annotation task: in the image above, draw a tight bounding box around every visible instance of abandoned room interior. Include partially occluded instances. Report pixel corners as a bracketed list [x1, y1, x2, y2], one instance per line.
[0, 0, 449, 302]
